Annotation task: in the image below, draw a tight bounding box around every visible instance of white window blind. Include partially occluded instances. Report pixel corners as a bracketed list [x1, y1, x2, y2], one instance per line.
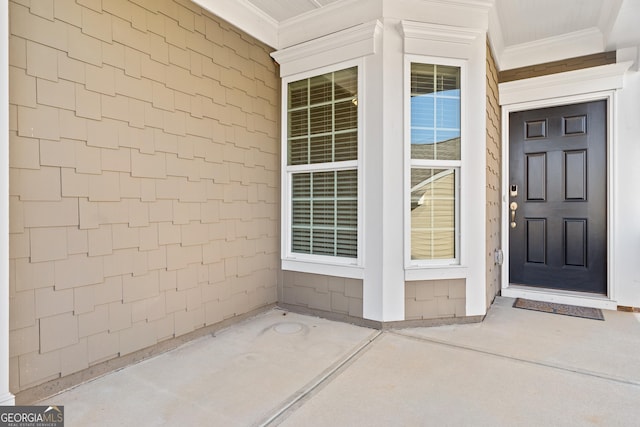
[287, 67, 358, 258]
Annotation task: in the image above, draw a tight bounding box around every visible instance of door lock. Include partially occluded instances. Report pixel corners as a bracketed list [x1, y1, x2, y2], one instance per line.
[510, 201, 518, 228]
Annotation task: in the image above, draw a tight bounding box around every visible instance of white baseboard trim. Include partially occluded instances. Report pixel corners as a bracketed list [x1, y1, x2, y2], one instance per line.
[0, 392, 15, 406]
[502, 285, 617, 311]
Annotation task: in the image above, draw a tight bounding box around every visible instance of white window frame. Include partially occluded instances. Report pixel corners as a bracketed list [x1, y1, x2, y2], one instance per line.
[404, 55, 466, 270]
[280, 59, 364, 278]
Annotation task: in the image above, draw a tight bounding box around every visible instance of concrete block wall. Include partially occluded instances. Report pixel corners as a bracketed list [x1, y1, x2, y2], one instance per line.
[281, 272, 363, 318]
[405, 280, 466, 320]
[485, 40, 501, 307]
[8, 0, 279, 393]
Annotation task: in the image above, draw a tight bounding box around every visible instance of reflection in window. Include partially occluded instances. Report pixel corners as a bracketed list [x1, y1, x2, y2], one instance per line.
[410, 168, 456, 259]
[410, 64, 460, 161]
[410, 63, 460, 262]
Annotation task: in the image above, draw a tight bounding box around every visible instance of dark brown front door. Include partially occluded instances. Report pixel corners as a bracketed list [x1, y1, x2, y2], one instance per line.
[509, 100, 607, 294]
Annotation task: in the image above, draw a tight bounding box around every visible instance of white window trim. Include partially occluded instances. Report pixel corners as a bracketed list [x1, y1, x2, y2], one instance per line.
[404, 55, 467, 274]
[280, 59, 365, 279]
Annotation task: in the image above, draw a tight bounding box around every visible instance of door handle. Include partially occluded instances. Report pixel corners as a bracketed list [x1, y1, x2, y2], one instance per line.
[510, 202, 518, 228]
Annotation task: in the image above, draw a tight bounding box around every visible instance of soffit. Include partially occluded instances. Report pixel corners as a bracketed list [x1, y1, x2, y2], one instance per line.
[245, 0, 343, 22]
[495, 0, 604, 47]
[194, 0, 640, 69]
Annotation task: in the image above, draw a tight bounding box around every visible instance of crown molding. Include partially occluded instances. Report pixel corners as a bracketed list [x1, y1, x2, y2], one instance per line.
[271, 20, 383, 77]
[401, 21, 484, 58]
[499, 61, 633, 106]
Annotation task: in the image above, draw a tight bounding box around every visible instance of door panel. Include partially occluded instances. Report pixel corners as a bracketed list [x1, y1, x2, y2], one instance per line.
[509, 100, 607, 294]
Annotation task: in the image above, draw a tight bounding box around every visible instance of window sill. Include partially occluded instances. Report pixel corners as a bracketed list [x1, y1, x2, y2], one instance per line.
[282, 259, 364, 280]
[404, 265, 468, 281]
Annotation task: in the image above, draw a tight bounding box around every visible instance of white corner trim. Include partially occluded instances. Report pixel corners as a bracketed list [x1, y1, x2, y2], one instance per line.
[271, 20, 382, 77]
[401, 21, 484, 43]
[191, 0, 279, 48]
[499, 61, 633, 106]
[499, 27, 604, 71]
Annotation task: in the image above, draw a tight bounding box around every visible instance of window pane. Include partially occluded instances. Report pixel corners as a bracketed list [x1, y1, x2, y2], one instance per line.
[336, 169, 357, 197]
[292, 228, 311, 253]
[292, 201, 311, 225]
[288, 79, 308, 109]
[334, 68, 357, 99]
[288, 138, 308, 165]
[288, 110, 308, 138]
[309, 75, 332, 105]
[334, 132, 357, 162]
[310, 135, 332, 164]
[309, 104, 332, 135]
[292, 173, 310, 198]
[337, 200, 357, 227]
[290, 170, 357, 258]
[312, 229, 335, 256]
[336, 229, 357, 258]
[286, 66, 357, 166]
[411, 63, 460, 161]
[313, 171, 334, 198]
[411, 168, 456, 260]
[334, 100, 357, 131]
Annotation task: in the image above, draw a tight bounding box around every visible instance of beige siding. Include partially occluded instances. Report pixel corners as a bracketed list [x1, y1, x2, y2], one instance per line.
[405, 280, 466, 320]
[8, 0, 280, 393]
[281, 272, 363, 318]
[486, 40, 502, 307]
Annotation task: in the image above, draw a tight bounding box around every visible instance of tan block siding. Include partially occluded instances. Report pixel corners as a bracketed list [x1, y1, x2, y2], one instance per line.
[8, 0, 279, 392]
[498, 51, 616, 83]
[405, 280, 466, 320]
[281, 272, 363, 318]
[486, 40, 502, 307]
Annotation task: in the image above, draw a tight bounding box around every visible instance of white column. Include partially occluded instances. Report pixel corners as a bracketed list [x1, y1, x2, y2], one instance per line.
[362, 19, 406, 322]
[1, 0, 15, 406]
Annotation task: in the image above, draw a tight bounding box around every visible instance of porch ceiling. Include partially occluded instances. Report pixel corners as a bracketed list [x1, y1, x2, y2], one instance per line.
[195, 0, 640, 70]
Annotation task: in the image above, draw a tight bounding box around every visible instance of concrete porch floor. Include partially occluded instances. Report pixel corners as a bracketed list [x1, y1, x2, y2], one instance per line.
[38, 297, 640, 426]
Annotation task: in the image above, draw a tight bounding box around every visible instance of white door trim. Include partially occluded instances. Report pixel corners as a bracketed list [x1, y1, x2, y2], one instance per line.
[498, 62, 632, 310]
[1, 0, 15, 405]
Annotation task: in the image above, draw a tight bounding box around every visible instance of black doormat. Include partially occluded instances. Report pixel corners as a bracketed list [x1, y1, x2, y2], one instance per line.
[513, 298, 605, 321]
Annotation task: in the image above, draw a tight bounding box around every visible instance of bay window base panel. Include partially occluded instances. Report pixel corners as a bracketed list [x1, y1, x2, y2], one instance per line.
[282, 260, 364, 280]
[405, 266, 468, 281]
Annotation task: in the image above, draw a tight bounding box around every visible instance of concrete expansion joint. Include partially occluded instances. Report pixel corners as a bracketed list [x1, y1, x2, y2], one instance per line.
[258, 329, 384, 426]
[389, 330, 640, 388]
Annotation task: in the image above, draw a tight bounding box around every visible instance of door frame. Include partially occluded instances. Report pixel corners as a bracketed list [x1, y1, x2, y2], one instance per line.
[498, 62, 633, 310]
